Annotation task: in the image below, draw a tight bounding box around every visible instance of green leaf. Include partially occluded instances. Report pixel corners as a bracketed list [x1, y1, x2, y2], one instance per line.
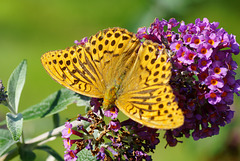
[21, 88, 90, 121]
[19, 144, 36, 161]
[7, 60, 27, 113]
[75, 94, 91, 107]
[77, 148, 98, 161]
[53, 113, 60, 128]
[0, 129, 17, 156]
[6, 113, 23, 141]
[35, 145, 64, 161]
[0, 89, 90, 126]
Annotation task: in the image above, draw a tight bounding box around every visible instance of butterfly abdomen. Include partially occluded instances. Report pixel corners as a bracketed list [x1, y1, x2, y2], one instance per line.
[102, 86, 118, 110]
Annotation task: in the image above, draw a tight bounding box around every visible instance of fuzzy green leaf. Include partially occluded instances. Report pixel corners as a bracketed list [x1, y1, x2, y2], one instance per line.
[6, 113, 23, 141]
[77, 148, 98, 161]
[7, 60, 27, 113]
[0, 129, 17, 156]
[21, 88, 90, 121]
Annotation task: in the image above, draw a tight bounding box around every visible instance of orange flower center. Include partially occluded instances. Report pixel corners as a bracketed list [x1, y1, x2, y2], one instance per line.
[181, 51, 185, 57]
[194, 39, 200, 44]
[208, 39, 214, 45]
[68, 128, 71, 134]
[110, 107, 116, 113]
[200, 73, 208, 80]
[210, 79, 218, 85]
[210, 93, 216, 98]
[191, 64, 197, 71]
[221, 91, 227, 97]
[214, 55, 219, 60]
[111, 124, 117, 129]
[201, 60, 207, 66]
[201, 48, 207, 54]
[187, 37, 191, 43]
[188, 53, 195, 60]
[69, 151, 75, 157]
[176, 43, 181, 50]
[214, 67, 221, 74]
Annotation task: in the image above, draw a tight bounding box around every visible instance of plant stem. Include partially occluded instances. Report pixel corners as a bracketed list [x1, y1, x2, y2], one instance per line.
[25, 120, 79, 144]
[0, 120, 80, 161]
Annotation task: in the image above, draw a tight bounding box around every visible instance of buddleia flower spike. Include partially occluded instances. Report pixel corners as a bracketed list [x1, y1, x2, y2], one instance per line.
[41, 18, 240, 161]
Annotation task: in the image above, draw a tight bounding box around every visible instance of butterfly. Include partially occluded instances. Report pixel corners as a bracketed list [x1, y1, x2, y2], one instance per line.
[41, 27, 184, 129]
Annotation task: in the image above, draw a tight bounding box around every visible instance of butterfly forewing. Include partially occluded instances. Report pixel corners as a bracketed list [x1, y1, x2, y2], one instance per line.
[41, 28, 141, 98]
[41, 45, 104, 98]
[87, 28, 140, 87]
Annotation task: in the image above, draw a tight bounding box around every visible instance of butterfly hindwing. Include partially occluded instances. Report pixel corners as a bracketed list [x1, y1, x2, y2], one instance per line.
[116, 85, 183, 129]
[116, 40, 184, 129]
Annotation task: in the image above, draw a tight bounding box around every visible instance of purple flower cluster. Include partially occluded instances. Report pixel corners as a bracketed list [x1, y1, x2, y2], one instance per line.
[62, 98, 159, 160]
[63, 18, 240, 160]
[74, 37, 88, 46]
[137, 18, 240, 141]
[0, 80, 7, 104]
[62, 122, 83, 161]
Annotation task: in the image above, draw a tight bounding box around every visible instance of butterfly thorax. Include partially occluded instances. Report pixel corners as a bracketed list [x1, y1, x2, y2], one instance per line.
[102, 86, 118, 110]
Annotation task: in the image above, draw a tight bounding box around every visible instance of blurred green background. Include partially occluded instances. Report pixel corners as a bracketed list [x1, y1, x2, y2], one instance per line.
[1, 0, 240, 160]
